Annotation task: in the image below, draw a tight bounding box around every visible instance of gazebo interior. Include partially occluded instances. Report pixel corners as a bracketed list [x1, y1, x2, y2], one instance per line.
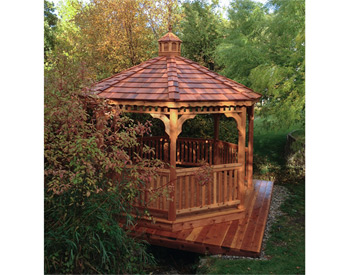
[92, 30, 273, 257]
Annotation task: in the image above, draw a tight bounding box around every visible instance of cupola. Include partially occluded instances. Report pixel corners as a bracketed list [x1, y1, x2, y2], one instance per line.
[158, 27, 182, 56]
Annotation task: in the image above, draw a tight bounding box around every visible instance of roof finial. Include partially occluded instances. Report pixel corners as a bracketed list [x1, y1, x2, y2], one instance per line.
[167, 3, 173, 33]
[168, 24, 172, 33]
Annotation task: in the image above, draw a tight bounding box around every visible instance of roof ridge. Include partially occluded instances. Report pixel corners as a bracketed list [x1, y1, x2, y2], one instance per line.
[176, 56, 261, 99]
[166, 56, 180, 100]
[93, 56, 165, 94]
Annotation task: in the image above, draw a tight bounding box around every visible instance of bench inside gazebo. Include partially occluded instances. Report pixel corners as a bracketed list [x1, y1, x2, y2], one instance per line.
[91, 30, 273, 257]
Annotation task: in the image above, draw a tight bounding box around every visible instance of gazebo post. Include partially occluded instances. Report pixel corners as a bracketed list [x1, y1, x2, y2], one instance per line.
[168, 108, 178, 221]
[247, 105, 255, 189]
[237, 107, 247, 208]
[213, 114, 220, 165]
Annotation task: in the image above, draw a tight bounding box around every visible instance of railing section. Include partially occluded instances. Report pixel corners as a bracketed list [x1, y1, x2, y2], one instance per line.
[135, 169, 170, 219]
[176, 137, 214, 165]
[135, 163, 242, 219]
[128, 136, 169, 163]
[129, 136, 246, 166]
[175, 163, 241, 215]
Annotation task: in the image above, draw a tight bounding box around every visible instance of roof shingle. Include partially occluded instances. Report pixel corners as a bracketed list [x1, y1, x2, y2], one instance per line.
[92, 55, 262, 102]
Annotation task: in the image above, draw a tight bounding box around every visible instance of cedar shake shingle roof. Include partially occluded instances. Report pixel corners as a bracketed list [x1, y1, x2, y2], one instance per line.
[158, 32, 182, 42]
[92, 55, 261, 102]
[92, 31, 261, 102]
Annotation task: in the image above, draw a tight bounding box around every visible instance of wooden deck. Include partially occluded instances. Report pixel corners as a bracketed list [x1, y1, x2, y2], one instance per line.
[131, 180, 273, 257]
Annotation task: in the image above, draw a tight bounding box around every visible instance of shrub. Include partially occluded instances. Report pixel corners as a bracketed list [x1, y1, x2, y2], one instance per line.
[285, 130, 305, 180]
[44, 55, 163, 274]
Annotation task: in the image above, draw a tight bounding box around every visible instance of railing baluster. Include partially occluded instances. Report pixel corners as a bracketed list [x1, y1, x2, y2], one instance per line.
[234, 169, 238, 200]
[196, 178, 200, 206]
[191, 175, 195, 207]
[228, 170, 233, 201]
[201, 183, 205, 206]
[157, 176, 161, 209]
[185, 175, 189, 208]
[218, 171, 222, 203]
[178, 176, 182, 210]
[162, 175, 167, 210]
[189, 141, 193, 164]
[224, 170, 228, 202]
[213, 172, 217, 204]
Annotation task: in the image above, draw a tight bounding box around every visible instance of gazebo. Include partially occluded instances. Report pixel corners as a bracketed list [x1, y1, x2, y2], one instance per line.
[91, 31, 273, 256]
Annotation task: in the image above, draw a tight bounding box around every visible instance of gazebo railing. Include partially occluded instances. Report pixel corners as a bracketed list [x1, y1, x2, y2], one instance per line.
[128, 136, 248, 168]
[174, 163, 242, 215]
[177, 137, 214, 165]
[134, 163, 243, 220]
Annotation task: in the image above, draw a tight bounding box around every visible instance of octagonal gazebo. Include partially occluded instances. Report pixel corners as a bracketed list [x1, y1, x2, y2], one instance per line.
[91, 31, 273, 256]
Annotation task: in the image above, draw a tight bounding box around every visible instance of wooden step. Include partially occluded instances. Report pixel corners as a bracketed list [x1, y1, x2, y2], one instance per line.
[135, 205, 245, 232]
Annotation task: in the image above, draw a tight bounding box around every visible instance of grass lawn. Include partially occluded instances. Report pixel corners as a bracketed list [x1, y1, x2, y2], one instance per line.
[197, 122, 305, 274]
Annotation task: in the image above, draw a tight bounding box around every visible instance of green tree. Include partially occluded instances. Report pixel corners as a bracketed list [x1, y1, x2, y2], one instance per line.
[216, 0, 304, 129]
[44, 0, 58, 62]
[216, 0, 270, 84]
[180, 0, 224, 70]
[249, 0, 305, 128]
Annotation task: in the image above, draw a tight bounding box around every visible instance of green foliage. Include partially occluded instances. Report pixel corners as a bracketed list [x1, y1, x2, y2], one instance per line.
[180, 0, 224, 70]
[285, 130, 305, 180]
[44, 0, 58, 62]
[44, 53, 163, 273]
[216, 0, 270, 84]
[179, 115, 238, 144]
[216, 0, 305, 129]
[45, 191, 156, 274]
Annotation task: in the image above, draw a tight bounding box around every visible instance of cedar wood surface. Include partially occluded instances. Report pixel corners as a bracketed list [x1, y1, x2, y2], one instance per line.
[92, 56, 262, 102]
[132, 180, 273, 257]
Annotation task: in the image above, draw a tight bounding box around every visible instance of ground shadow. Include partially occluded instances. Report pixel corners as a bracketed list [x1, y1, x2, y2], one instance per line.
[148, 245, 202, 274]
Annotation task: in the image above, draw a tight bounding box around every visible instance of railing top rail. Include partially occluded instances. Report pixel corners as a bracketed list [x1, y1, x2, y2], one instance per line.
[137, 136, 168, 140]
[139, 136, 241, 146]
[178, 137, 214, 142]
[125, 165, 171, 174]
[175, 162, 243, 176]
[211, 163, 243, 170]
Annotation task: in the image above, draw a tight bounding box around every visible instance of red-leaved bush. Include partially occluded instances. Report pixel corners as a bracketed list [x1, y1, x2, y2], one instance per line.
[44, 55, 164, 274]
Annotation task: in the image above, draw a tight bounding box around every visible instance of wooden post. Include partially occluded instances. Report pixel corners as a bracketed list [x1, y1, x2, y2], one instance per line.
[237, 108, 247, 208]
[168, 108, 178, 221]
[247, 105, 254, 189]
[213, 114, 220, 165]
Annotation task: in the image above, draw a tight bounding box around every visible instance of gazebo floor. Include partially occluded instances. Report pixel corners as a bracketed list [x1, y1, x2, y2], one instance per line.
[131, 180, 274, 257]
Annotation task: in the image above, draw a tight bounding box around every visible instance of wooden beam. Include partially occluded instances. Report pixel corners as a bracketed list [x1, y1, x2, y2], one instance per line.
[247, 105, 255, 189]
[150, 113, 170, 136]
[107, 99, 258, 108]
[237, 108, 247, 208]
[213, 114, 220, 164]
[177, 114, 196, 136]
[168, 108, 178, 221]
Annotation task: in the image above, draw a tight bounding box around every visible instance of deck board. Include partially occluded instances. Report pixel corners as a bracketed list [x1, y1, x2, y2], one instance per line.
[132, 180, 273, 257]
